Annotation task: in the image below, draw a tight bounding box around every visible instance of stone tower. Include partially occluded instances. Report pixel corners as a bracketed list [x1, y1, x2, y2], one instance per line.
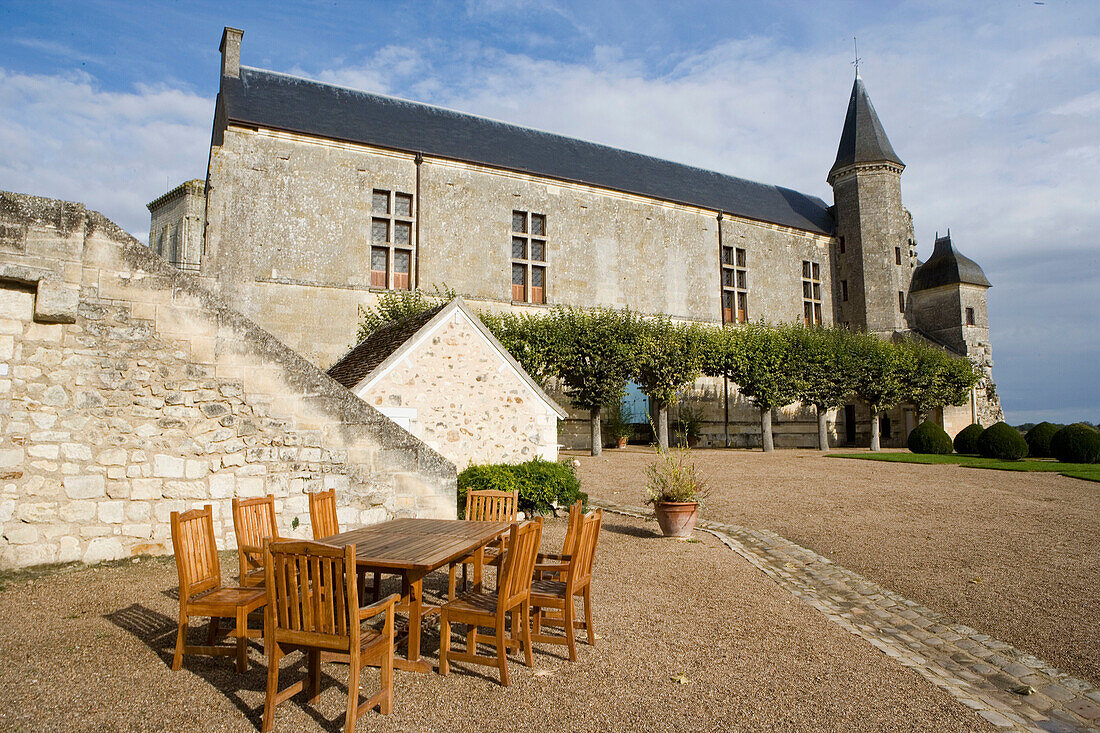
[828, 75, 917, 334]
[908, 233, 1004, 425]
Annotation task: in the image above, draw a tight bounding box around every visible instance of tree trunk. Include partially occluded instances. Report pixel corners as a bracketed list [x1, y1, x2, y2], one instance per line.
[869, 409, 881, 451]
[817, 406, 829, 451]
[760, 407, 774, 452]
[589, 406, 602, 457]
[656, 401, 669, 453]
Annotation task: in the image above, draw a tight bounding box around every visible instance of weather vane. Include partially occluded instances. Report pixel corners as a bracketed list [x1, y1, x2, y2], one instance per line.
[852, 37, 861, 78]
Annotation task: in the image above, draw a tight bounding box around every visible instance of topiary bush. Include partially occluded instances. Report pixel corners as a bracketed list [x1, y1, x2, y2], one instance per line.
[457, 458, 587, 516]
[952, 423, 984, 455]
[1050, 424, 1100, 464]
[907, 420, 954, 454]
[976, 421, 1029, 460]
[1024, 422, 1062, 458]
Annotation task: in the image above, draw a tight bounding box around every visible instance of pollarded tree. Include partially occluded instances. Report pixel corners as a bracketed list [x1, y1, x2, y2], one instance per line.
[544, 306, 641, 456]
[479, 310, 557, 386]
[850, 333, 910, 451]
[709, 322, 801, 452]
[897, 337, 979, 422]
[633, 318, 708, 452]
[791, 326, 858, 451]
[356, 285, 457, 341]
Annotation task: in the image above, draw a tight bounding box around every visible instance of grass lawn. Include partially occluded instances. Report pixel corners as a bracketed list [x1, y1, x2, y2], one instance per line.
[827, 451, 1100, 482]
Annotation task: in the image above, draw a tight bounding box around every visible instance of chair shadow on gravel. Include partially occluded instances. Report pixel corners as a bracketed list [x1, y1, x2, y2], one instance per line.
[600, 521, 661, 539]
[104, 603, 271, 729]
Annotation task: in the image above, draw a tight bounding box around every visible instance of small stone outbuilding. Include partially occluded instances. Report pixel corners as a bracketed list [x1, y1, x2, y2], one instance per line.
[328, 298, 566, 468]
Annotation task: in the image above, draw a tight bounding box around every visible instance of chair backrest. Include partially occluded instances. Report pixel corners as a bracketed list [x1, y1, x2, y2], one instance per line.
[567, 509, 603, 593]
[560, 500, 584, 557]
[465, 489, 518, 522]
[233, 494, 280, 548]
[264, 539, 359, 652]
[498, 518, 543, 607]
[308, 489, 340, 540]
[171, 505, 221, 604]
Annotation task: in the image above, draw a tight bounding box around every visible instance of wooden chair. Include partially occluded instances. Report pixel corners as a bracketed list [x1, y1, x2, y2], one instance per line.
[170, 505, 267, 673]
[262, 539, 398, 733]
[447, 489, 518, 598]
[535, 500, 583, 580]
[233, 495, 279, 588]
[439, 518, 542, 686]
[530, 509, 603, 661]
[309, 489, 382, 600]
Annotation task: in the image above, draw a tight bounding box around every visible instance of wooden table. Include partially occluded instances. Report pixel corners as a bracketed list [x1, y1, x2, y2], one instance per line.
[323, 518, 511, 673]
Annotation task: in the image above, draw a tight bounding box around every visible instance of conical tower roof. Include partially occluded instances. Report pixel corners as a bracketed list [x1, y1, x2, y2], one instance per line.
[910, 234, 990, 292]
[829, 76, 904, 180]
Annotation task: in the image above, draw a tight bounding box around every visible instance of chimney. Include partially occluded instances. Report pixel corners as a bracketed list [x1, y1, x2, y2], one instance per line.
[219, 27, 243, 79]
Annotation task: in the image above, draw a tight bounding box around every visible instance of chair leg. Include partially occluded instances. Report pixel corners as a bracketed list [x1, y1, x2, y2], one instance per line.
[532, 607, 542, 635]
[345, 652, 361, 733]
[564, 597, 577, 662]
[439, 613, 451, 676]
[380, 629, 394, 715]
[447, 564, 457, 600]
[206, 617, 220, 645]
[462, 563, 468, 593]
[308, 650, 321, 705]
[262, 641, 282, 733]
[582, 588, 596, 645]
[173, 613, 188, 671]
[520, 601, 534, 668]
[235, 608, 249, 673]
[373, 573, 382, 603]
[496, 616, 510, 687]
[466, 625, 478, 652]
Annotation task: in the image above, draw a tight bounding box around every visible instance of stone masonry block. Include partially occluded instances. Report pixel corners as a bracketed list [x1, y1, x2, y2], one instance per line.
[153, 454, 185, 478]
[4, 524, 39, 545]
[0, 447, 25, 469]
[97, 501, 125, 524]
[130, 478, 162, 501]
[82, 537, 124, 564]
[63, 474, 106, 500]
[34, 279, 79, 324]
[209, 472, 236, 499]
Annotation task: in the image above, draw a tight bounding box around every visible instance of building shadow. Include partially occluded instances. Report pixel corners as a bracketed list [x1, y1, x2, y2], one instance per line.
[599, 521, 660, 539]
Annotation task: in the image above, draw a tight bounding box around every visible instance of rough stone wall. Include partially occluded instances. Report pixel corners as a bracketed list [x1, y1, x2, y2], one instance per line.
[358, 310, 559, 469]
[0, 191, 456, 570]
[147, 180, 205, 271]
[203, 126, 838, 370]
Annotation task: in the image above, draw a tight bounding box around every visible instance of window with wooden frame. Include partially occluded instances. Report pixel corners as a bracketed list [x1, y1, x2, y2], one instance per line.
[898, 290, 906, 313]
[370, 188, 415, 290]
[965, 307, 975, 326]
[841, 280, 849, 302]
[511, 210, 547, 304]
[895, 246, 902, 265]
[801, 260, 822, 325]
[721, 246, 748, 323]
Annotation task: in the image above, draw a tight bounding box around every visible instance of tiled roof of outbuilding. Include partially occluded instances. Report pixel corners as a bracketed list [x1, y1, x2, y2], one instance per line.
[910, 234, 991, 292]
[327, 305, 445, 390]
[220, 67, 835, 235]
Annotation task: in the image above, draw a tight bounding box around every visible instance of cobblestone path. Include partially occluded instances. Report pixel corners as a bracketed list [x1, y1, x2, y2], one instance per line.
[590, 498, 1100, 733]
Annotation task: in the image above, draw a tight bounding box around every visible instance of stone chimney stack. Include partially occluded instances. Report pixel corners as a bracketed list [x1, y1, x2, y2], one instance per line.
[219, 27, 243, 79]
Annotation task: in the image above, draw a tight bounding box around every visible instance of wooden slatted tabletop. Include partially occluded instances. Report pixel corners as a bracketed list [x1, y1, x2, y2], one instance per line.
[322, 518, 512, 673]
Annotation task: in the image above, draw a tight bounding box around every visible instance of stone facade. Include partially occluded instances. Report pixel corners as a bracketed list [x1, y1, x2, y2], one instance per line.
[0, 190, 456, 569]
[147, 179, 205, 272]
[347, 302, 565, 468]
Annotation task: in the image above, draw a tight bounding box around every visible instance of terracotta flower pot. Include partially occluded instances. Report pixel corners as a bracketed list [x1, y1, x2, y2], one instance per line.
[654, 501, 699, 538]
[616, 436, 628, 448]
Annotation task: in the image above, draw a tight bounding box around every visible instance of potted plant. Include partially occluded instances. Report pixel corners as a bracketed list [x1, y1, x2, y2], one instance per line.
[605, 403, 634, 448]
[644, 446, 708, 537]
[674, 402, 703, 448]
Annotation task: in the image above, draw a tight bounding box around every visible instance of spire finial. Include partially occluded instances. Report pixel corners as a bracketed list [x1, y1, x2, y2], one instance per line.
[852, 37, 861, 79]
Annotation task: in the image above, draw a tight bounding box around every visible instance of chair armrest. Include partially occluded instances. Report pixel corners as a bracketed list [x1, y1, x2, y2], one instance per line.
[537, 552, 570, 562]
[359, 593, 400, 621]
[534, 562, 569, 574]
[239, 544, 264, 561]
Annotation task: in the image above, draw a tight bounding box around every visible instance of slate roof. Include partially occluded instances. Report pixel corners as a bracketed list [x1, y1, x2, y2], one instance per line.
[220, 67, 835, 235]
[327, 305, 445, 390]
[829, 76, 904, 179]
[909, 234, 990, 292]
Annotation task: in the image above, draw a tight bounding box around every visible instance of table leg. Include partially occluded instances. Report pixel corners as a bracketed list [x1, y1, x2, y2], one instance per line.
[390, 570, 431, 674]
[472, 546, 485, 592]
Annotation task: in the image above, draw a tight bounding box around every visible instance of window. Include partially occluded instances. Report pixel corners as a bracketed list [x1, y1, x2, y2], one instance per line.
[895, 247, 902, 265]
[721, 246, 748, 323]
[511, 210, 547, 303]
[370, 188, 415, 290]
[898, 290, 906, 313]
[839, 236, 846, 254]
[801, 260, 822, 325]
[966, 307, 975, 326]
[841, 280, 849, 302]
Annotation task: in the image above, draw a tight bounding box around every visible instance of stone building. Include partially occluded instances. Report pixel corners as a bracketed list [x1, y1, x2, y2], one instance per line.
[327, 297, 566, 468]
[150, 27, 1001, 448]
[0, 190, 455, 569]
[146, 179, 205, 271]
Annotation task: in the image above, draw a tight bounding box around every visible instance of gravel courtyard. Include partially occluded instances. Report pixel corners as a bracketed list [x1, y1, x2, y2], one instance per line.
[573, 446, 1100, 687]
[0, 514, 988, 732]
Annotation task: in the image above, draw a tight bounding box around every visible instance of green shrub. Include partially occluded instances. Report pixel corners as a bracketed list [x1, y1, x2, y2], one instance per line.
[976, 421, 1029, 460]
[907, 420, 954, 454]
[457, 458, 587, 516]
[1024, 422, 1062, 458]
[952, 423, 984, 455]
[1050, 424, 1100, 464]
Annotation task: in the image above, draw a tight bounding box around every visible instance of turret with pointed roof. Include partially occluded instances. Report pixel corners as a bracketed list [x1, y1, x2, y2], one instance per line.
[828, 73, 916, 334]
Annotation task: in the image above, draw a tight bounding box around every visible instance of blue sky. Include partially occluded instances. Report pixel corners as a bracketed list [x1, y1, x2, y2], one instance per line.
[1, 0, 1098, 425]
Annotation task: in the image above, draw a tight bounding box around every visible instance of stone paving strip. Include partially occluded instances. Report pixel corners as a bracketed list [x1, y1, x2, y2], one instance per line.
[589, 498, 1100, 733]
